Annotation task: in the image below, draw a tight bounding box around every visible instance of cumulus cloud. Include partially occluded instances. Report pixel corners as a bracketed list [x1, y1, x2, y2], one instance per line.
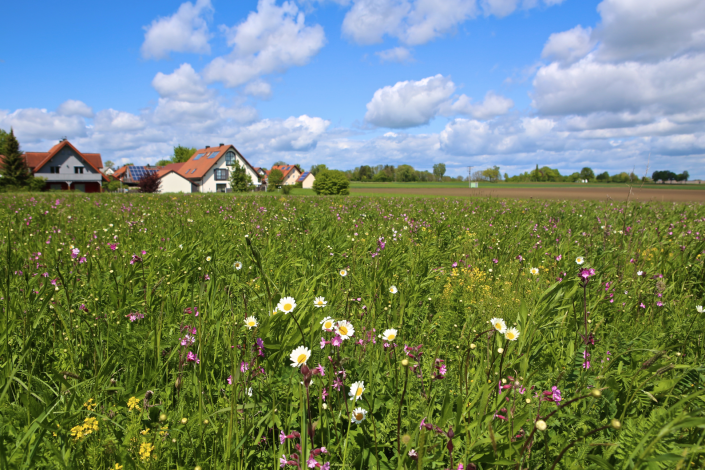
[365, 75, 456, 128]
[376, 47, 413, 63]
[203, 0, 325, 88]
[141, 0, 213, 60]
[442, 91, 514, 119]
[94, 109, 146, 132]
[244, 80, 273, 98]
[0, 108, 87, 143]
[152, 63, 212, 102]
[541, 26, 595, 65]
[236, 115, 330, 151]
[57, 100, 94, 118]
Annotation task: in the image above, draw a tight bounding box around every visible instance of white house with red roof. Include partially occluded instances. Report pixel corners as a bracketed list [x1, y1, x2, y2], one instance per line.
[296, 171, 316, 189]
[158, 144, 259, 193]
[7, 140, 109, 192]
[265, 164, 302, 186]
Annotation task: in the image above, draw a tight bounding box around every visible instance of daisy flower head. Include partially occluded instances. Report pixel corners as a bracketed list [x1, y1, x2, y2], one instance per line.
[244, 316, 258, 329]
[320, 317, 335, 332]
[576, 257, 585, 265]
[336, 320, 355, 340]
[351, 407, 367, 424]
[696, 305, 703, 313]
[277, 297, 296, 314]
[339, 269, 348, 277]
[637, 270, 644, 276]
[504, 327, 520, 341]
[289, 346, 311, 368]
[233, 261, 242, 270]
[349, 381, 365, 401]
[382, 328, 398, 341]
[389, 285, 398, 294]
[530, 267, 539, 275]
[314, 296, 327, 308]
[271, 308, 278, 316]
[490, 317, 507, 334]
[206, 256, 212, 262]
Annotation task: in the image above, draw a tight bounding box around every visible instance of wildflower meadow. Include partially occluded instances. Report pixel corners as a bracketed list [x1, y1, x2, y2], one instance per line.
[1, 193, 704, 469]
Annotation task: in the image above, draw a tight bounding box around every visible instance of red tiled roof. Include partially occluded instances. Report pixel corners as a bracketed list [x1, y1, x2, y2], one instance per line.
[270, 164, 300, 181]
[113, 166, 128, 179]
[176, 144, 257, 179]
[19, 141, 108, 182]
[156, 162, 185, 178]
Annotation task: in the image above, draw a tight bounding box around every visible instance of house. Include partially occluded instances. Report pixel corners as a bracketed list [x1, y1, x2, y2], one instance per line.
[158, 144, 259, 193]
[7, 140, 109, 192]
[267, 164, 302, 186]
[117, 165, 159, 185]
[296, 171, 316, 189]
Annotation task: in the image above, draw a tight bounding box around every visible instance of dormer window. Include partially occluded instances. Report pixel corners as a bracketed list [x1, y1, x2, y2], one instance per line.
[74, 166, 84, 174]
[50, 166, 60, 174]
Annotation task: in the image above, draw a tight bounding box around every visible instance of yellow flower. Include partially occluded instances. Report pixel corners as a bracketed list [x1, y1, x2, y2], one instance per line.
[127, 397, 141, 411]
[113, 464, 123, 470]
[139, 442, 155, 461]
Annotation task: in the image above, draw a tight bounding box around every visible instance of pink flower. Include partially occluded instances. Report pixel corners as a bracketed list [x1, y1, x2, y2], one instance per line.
[71, 248, 80, 259]
[227, 375, 233, 385]
[314, 364, 325, 376]
[240, 362, 249, 373]
[656, 301, 663, 307]
[186, 351, 200, 364]
[320, 337, 329, 349]
[331, 335, 342, 347]
[279, 431, 286, 445]
[307, 456, 317, 468]
[280, 455, 287, 468]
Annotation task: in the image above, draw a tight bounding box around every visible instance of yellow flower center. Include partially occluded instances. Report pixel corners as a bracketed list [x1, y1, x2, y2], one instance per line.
[388, 334, 396, 340]
[339, 326, 348, 335]
[495, 323, 502, 330]
[355, 412, 364, 420]
[248, 321, 255, 326]
[507, 332, 515, 339]
[324, 321, 332, 329]
[283, 303, 292, 311]
[356, 387, 363, 396]
[297, 354, 307, 364]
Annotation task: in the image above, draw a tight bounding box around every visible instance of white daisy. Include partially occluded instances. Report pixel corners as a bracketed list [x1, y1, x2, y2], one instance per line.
[382, 328, 398, 341]
[277, 297, 297, 314]
[233, 261, 242, 270]
[339, 269, 348, 277]
[349, 381, 365, 401]
[289, 346, 311, 368]
[206, 256, 212, 262]
[505, 328, 520, 341]
[313, 296, 327, 308]
[320, 317, 335, 332]
[247, 387, 253, 397]
[696, 305, 703, 313]
[389, 285, 398, 294]
[270, 308, 278, 316]
[637, 271, 644, 276]
[244, 316, 258, 329]
[490, 318, 507, 334]
[351, 407, 367, 424]
[530, 267, 539, 275]
[336, 320, 355, 340]
[576, 257, 585, 265]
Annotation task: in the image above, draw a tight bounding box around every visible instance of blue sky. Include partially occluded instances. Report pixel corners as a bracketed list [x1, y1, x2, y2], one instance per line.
[1, 0, 703, 178]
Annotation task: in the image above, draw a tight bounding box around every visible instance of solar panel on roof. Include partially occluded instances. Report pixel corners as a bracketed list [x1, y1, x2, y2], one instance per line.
[194, 153, 205, 160]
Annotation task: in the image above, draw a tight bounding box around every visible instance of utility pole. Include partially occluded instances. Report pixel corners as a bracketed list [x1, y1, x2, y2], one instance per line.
[468, 166, 473, 187]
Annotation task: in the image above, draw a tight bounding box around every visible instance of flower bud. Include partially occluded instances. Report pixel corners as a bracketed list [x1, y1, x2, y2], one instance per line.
[159, 413, 167, 422]
[401, 359, 409, 367]
[470, 343, 476, 349]
[203, 419, 209, 425]
[590, 389, 602, 398]
[536, 420, 547, 431]
[322, 403, 328, 410]
[611, 419, 621, 430]
[181, 418, 188, 425]
[497, 348, 504, 354]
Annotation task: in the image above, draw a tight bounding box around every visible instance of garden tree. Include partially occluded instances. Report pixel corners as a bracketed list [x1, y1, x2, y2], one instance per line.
[481, 166, 501, 182]
[267, 169, 284, 192]
[0, 128, 8, 156]
[580, 167, 595, 181]
[396, 164, 417, 182]
[504, 172, 509, 181]
[310, 164, 328, 176]
[156, 159, 172, 166]
[433, 163, 446, 181]
[137, 172, 161, 193]
[0, 129, 32, 188]
[357, 165, 374, 181]
[312, 169, 350, 195]
[229, 161, 251, 192]
[173, 145, 197, 163]
[611, 172, 630, 183]
[104, 160, 115, 170]
[596, 171, 610, 182]
[272, 161, 287, 166]
[568, 172, 581, 182]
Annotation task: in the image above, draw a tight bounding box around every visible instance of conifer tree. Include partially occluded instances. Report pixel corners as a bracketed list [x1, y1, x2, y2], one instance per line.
[229, 161, 252, 192]
[0, 129, 31, 187]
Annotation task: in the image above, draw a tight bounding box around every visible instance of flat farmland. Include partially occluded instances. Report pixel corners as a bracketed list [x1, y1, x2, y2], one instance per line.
[349, 182, 705, 202]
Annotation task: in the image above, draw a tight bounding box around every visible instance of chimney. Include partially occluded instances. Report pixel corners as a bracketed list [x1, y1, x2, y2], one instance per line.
[205, 145, 210, 149]
[219, 143, 224, 147]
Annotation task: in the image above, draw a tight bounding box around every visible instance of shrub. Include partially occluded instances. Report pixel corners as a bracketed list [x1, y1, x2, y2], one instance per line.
[137, 172, 161, 193]
[267, 169, 284, 192]
[312, 170, 350, 195]
[230, 162, 252, 192]
[281, 184, 292, 195]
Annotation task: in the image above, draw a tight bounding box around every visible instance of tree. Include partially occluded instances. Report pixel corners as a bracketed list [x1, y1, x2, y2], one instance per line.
[396, 164, 417, 182]
[312, 170, 350, 195]
[272, 161, 287, 167]
[137, 172, 161, 193]
[0, 129, 31, 188]
[156, 159, 172, 167]
[230, 161, 251, 192]
[676, 171, 689, 182]
[173, 145, 197, 163]
[580, 167, 595, 181]
[267, 169, 284, 192]
[596, 171, 610, 182]
[433, 163, 446, 181]
[310, 164, 328, 176]
[652, 170, 677, 183]
[0, 128, 8, 156]
[104, 160, 115, 170]
[372, 171, 392, 182]
[482, 166, 501, 182]
[357, 165, 374, 181]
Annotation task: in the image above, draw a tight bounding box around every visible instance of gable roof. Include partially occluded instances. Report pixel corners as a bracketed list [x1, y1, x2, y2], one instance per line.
[20, 140, 109, 182]
[112, 166, 128, 179]
[270, 164, 300, 181]
[156, 162, 185, 178]
[177, 144, 257, 179]
[297, 171, 313, 182]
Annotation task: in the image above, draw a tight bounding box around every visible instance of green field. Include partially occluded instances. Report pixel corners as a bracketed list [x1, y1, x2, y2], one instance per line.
[348, 181, 705, 190]
[1, 192, 704, 469]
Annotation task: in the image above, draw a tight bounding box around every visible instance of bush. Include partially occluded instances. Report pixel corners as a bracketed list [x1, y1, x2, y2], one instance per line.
[267, 169, 284, 192]
[137, 172, 161, 193]
[281, 184, 292, 195]
[312, 170, 350, 195]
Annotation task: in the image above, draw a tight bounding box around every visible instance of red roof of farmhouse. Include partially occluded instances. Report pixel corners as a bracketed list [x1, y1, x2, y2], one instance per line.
[175, 144, 257, 179]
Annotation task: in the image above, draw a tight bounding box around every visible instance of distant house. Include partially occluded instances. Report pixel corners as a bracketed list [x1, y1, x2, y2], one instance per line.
[267, 164, 302, 186]
[114, 165, 159, 186]
[297, 171, 315, 189]
[3, 140, 109, 192]
[158, 144, 259, 193]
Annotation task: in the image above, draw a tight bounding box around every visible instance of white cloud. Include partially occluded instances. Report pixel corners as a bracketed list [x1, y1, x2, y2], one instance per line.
[0, 108, 87, 143]
[94, 109, 146, 132]
[442, 91, 514, 119]
[376, 47, 413, 63]
[203, 0, 325, 88]
[541, 26, 595, 65]
[152, 63, 212, 102]
[236, 115, 330, 151]
[141, 0, 213, 60]
[365, 74, 456, 128]
[341, 0, 411, 45]
[244, 79, 273, 98]
[57, 100, 94, 118]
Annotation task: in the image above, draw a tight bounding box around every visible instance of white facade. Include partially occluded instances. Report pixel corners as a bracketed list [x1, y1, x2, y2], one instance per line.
[300, 173, 316, 189]
[160, 171, 192, 193]
[200, 150, 259, 193]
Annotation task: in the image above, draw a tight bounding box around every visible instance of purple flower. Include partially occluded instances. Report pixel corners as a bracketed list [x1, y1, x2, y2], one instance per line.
[71, 248, 80, 259]
[580, 268, 596, 279]
[279, 455, 287, 468]
[331, 335, 343, 347]
[583, 360, 591, 369]
[279, 431, 286, 445]
[240, 361, 249, 373]
[492, 258, 498, 264]
[656, 301, 663, 307]
[307, 456, 317, 468]
[228, 375, 233, 385]
[555, 254, 562, 261]
[186, 351, 200, 364]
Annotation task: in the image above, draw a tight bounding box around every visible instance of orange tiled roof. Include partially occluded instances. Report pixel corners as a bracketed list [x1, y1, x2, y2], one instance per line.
[156, 162, 185, 178]
[112, 166, 128, 179]
[269, 164, 299, 181]
[176, 144, 257, 179]
[20, 140, 108, 182]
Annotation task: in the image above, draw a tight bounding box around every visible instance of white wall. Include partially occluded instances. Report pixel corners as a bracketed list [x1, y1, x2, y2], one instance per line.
[301, 173, 315, 189]
[201, 150, 258, 193]
[160, 171, 192, 193]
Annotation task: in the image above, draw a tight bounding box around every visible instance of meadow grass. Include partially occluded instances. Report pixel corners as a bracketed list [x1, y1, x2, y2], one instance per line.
[1, 192, 704, 469]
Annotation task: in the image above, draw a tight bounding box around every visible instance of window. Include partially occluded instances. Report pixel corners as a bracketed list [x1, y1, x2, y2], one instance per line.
[207, 151, 219, 159]
[74, 166, 84, 174]
[193, 153, 205, 160]
[214, 169, 229, 181]
[50, 184, 62, 190]
[216, 184, 227, 193]
[225, 152, 236, 165]
[50, 166, 60, 174]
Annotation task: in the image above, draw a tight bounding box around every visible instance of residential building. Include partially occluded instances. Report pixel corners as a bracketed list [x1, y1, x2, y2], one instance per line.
[297, 171, 316, 189]
[6, 140, 109, 192]
[267, 164, 302, 186]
